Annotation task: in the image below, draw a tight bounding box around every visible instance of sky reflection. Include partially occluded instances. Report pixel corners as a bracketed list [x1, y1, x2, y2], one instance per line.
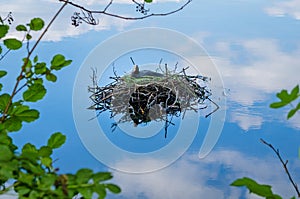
[1, 0, 300, 198]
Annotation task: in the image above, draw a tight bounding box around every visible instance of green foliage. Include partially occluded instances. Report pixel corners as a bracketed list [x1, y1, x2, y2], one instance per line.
[270, 85, 300, 119]
[0, 70, 7, 78]
[232, 85, 300, 198]
[50, 54, 72, 71]
[231, 177, 282, 199]
[16, 24, 27, 31]
[47, 132, 66, 149]
[3, 38, 22, 50]
[0, 15, 120, 199]
[12, 105, 39, 122]
[28, 18, 44, 31]
[23, 83, 47, 102]
[144, 0, 153, 3]
[0, 25, 9, 38]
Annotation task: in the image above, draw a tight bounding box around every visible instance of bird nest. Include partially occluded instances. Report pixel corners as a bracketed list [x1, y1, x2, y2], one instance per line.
[88, 64, 218, 138]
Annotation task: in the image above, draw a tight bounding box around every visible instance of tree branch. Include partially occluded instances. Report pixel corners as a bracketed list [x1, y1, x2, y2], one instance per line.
[0, 2, 68, 123]
[260, 138, 300, 198]
[59, 0, 192, 21]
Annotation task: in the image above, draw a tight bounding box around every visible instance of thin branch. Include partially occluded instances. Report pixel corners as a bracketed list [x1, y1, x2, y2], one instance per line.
[205, 97, 219, 118]
[260, 138, 300, 198]
[103, 0, 113, 12]
[0, 49, 11, 61]
[0, 2, 68, 123]
[59, 0, 192, 21]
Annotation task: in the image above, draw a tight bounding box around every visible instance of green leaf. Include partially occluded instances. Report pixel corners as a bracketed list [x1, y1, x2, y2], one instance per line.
[93, 172, 113, 183]
[78, 187, 93, 199]
[33, 55, 38, 63]
[41, 157, 52, 167]
[23, 83, 46, 102]
[20, 158, 44, 174]
[38, 146, 53, 157]
[0, 133, 12, 145]
[287, 102, 300, 119]
[47, 132, 66, 149]
[29, 190, 40, 198]
[0, 45, 2, 54]
[29, 18, 44, 31]
[290, 85, 299, 100]
[66, 174, 77, 185]
[276, 90, 289, 102]
[34, 62, 47, 74]
[144, 0, 152, 3]
[14, 109, 39, 122]
[94, 184, 106, 199]
[46, 73, 57, 82]
[76, 168, 93, 184]
[11, 104, 29, 114]
[15, 185, 31, 196]
[16, 24, 27, 31]
[3, 116, 22, 132]
[23, 57, 32, 70]
[3, 38, 22, 50]
[51, 54, 65, 67]
[0, 24, 9, 38]
[231, 177, 278, 198]
[34, 78, 43, 85]
[0, 70, 7, 78]
[39, 173, 56, 189]
[0, 158, 18, 179]
[50, 54, 72, 70]
[106, 184, 121, 194]
[26, 33, 32, 40]
[270, 101, 287, 109]
[0, 145, 13, 161]
[0, 93, 10, 111]
[22, 143, 38, 154]
[266, 195, 283, 199]
[18, 172, 35, 186]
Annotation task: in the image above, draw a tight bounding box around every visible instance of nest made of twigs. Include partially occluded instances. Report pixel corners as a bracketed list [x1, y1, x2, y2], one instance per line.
[88, 65, 218, 137]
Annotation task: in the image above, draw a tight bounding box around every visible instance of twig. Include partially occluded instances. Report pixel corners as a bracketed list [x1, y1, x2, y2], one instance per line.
[103, 0, 113, 12]
[260, 138, 300, 198]
[205, 97, 219, 118]
[59, 0, 192, 21]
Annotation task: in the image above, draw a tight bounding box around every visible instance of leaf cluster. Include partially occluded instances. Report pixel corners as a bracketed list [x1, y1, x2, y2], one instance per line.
[231, 85, 300, 198]
[270, 85, 300, 119]
[0, 16, 120, 199]
[0, 18, 44, 55]
[231, 177, 290, 199]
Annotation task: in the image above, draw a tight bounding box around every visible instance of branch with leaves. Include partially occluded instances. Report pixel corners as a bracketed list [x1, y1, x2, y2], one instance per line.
[1, 0, 192, 198]
[270, 85, 300, 119]
[231, 85, 300, 199]
[0, 4, 120, 199]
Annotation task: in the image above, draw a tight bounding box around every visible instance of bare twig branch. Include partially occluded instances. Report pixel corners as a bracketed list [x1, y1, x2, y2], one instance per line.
[59, 0, 192, 21]
[260, 138, 300, 198]
[205, 97, 219, 118]
[104, 0, 113, 12]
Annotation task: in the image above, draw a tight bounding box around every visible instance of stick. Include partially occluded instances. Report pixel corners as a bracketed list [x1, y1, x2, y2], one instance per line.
[260, 139, 300, 197]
